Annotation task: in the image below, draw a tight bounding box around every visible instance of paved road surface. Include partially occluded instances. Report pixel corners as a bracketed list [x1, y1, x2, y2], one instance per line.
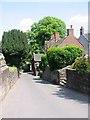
[1, 73, 88, 118]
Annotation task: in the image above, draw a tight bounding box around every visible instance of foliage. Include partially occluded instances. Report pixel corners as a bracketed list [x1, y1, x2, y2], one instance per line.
[72, 56, 90, 73]
[62, 45, 83, 66]
[40, 54, 48, 71]
[30, 16, 66, 46]
[22, 63, 30, 72]
[2, 29, 29, 69]
[9, 66, 17, 72]
[46, 47, 66, 70]
[26, 16, 66, 65]
[46, 46, 83, 71]
[26, 31, 43, 64]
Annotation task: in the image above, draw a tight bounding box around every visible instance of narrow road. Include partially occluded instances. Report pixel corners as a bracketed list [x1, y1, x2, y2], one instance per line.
[1, 73, 88, 118]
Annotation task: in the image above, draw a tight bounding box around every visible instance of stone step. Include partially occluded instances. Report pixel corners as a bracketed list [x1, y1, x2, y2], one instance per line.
[60, 79, 66, 83]
[60, 79, 67, 86]
[60, 81, 67, 86]
[60, 77, 66, 81]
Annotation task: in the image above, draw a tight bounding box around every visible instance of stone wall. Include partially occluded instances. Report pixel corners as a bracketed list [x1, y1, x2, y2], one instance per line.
[42, 66, 90, 94]
[42, 67, 59, 84]
[66, 69, 90, 94]
[0, 60, 18, 101]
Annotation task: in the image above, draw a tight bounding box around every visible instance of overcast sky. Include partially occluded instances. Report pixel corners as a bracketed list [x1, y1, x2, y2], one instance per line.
[0, 1, 88, 41]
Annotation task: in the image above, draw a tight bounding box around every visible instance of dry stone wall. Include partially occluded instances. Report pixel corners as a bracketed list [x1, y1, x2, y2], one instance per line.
[42, 67, 59, 84]
[66, 69, 90, 94]
[42, 66, 89, 94]
[0, 60, 18, 101]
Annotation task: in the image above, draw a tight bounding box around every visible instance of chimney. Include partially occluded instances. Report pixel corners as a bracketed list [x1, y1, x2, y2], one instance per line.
[67, 25, 74, 36]
[55, 32, 60, 42]
[80, 26, 84, 35]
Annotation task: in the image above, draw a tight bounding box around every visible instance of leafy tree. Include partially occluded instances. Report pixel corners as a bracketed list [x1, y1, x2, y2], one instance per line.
[30, 16, 66, 46]
[26, 31, 43, 64]
[2, 29, 29, 69]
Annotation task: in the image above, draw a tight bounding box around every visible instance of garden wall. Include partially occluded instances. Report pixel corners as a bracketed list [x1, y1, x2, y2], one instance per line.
[42, 67, 59, 84]
[66, 69, 90, 94]
[42, 67, 90, 94]
[0, 60, 18, 101]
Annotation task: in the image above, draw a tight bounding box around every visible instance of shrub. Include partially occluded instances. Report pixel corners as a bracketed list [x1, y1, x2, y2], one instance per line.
[39, 54, 48, 71]
[46, 45, 83, 71]
[46, 47, 67, 70]
[72, 56, 90, 73]
[22, 63, 30, 72]
[62, 45, 83, 66]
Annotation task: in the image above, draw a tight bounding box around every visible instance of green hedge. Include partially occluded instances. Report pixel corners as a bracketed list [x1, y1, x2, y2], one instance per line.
[72, 56, 90, 73]
[62, 45, 83, 66]
[46, 45, 83, 71]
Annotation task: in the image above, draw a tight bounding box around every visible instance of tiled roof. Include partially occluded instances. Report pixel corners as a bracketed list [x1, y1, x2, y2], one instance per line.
[78, 34, 89, 54]
[84, 33, 90, 41]
[51, 37, 66, 47]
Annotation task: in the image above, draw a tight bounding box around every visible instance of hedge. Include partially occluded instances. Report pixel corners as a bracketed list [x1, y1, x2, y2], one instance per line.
[46, 45, 83, 71]
[72, 56, 90, 74]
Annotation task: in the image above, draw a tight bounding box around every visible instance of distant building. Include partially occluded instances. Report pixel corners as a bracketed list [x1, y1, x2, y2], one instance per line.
[46, 25, 84, 50]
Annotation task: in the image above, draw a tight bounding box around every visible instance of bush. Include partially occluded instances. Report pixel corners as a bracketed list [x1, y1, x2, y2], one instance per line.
[39, 54, 48, 71]
[22, 63, 30, 72]
[46, 45, 83, 71]
[46, 47, 67, 70]
[72, 56, 90, 73]
[62, 45, 83, 66]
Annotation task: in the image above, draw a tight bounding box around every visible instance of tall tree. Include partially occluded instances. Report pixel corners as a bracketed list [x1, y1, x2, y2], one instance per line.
[30, 16, 66, 46]
[2, 29, 29, 69]
[26, 31, 42, 63]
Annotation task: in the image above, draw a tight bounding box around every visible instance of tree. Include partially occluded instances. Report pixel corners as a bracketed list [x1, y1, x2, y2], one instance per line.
[30, 16, 66, 46]
[26, 31, 43, 64]
[2, 29, 29, 69]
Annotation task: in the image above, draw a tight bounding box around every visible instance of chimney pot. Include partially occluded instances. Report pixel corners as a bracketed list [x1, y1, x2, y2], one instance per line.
[70, 25, 72, 29]
[80, 26, 84, 35]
